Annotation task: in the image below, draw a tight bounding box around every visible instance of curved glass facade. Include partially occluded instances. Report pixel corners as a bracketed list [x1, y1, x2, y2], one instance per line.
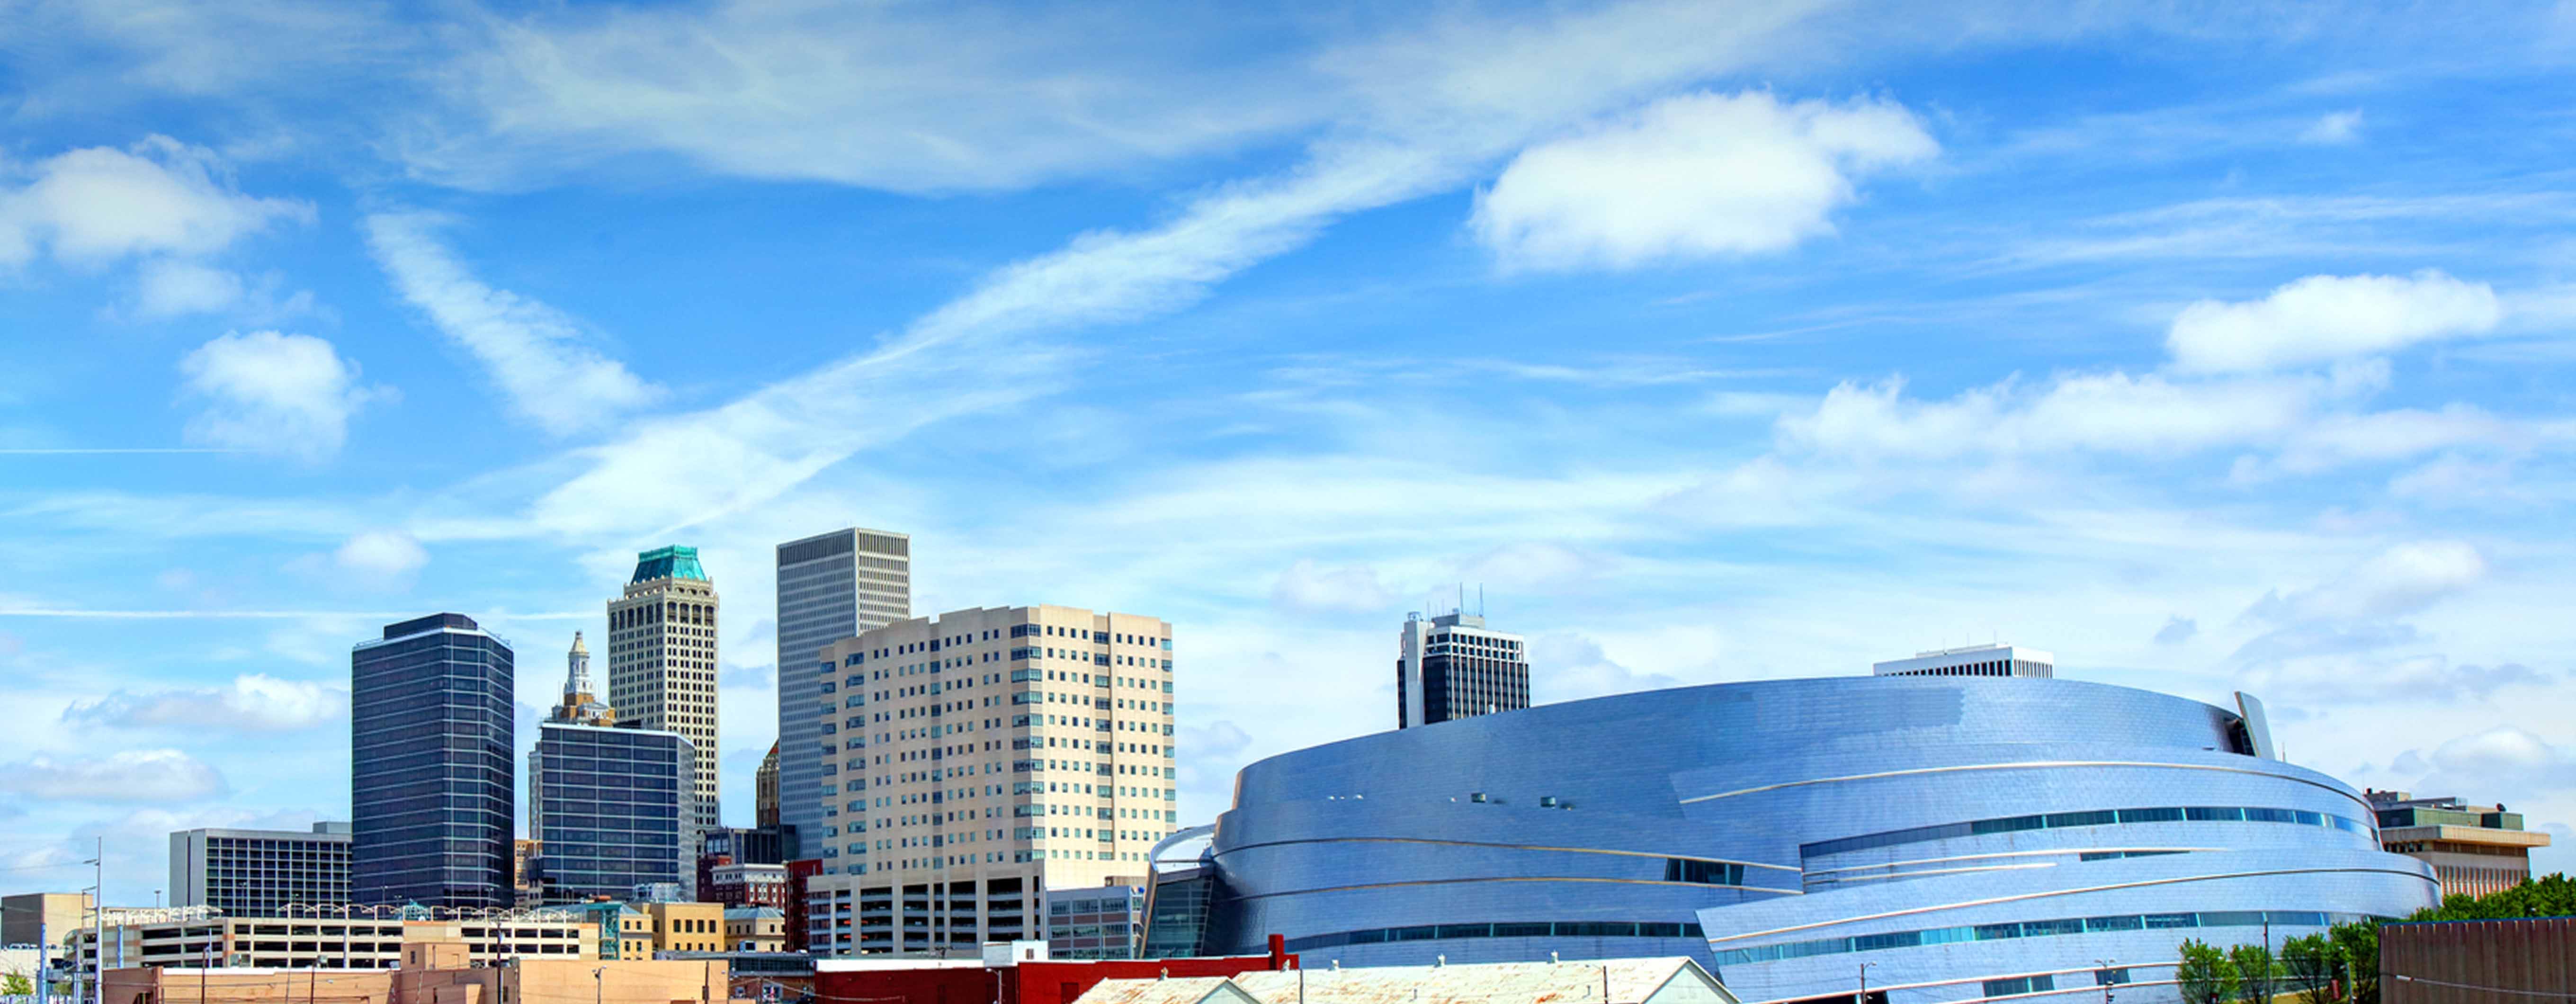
[1194, 676, 2437, 1004]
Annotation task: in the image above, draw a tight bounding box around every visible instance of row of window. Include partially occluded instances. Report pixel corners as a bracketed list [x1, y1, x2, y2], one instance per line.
[1711, 909, 2372, 967]
[1282, 920, 1705, 953]
[1801, 804, 2373, 860]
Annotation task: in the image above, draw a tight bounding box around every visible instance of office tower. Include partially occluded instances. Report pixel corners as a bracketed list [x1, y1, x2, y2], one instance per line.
[529, 722, 696, 903]
[1395, 606, 1529, 729]
[168, 823, 351, 915]
[755, 742, 781, 827]
[774, 528, 911, 860]
[529, 631, 698, 903]
[802, 604, 1175, 954]
[608, 546, 722, 832]
[1044, 883, 1145, 959]
[2369, 789, 2553, 897]
[351, 613, 514, 907]
[1871, 643, 2054, 677]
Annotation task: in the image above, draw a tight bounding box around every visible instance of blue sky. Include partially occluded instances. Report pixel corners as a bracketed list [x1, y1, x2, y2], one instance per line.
[5, 0, 2576, 903]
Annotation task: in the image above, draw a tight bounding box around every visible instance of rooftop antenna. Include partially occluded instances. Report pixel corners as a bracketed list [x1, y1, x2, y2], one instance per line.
[1478, 583, 1485, 618]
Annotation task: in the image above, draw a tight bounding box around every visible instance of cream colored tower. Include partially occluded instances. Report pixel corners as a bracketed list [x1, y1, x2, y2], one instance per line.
[608, 546, 722, 832]
[802, 604, 1175, 954]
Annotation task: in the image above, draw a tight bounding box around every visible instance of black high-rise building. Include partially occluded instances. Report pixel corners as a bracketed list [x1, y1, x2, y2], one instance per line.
[1395, 609, 1530, 729]
[351, 613, 515, 906]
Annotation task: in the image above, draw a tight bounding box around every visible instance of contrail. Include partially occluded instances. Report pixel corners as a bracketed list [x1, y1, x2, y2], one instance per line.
[0, 448, 245, 454]
[0, 610, 593, 619]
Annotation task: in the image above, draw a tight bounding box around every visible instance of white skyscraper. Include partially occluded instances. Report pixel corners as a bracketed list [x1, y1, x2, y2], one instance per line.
[775, 528, 911, 861]
[801, 603, 1175, 954]
[1871, 643, 2053, 678]
[608, 546, 723, 832]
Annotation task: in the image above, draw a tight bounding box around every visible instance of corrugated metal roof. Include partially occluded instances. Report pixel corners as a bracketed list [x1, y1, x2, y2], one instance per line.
[1071, 976, 1247, 1004]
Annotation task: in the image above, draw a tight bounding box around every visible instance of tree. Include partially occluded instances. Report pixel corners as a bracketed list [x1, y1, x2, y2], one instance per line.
[2281, 933, 2338, 1004]
[3, 972, 36, 996]
[2176, 938, 2239, 1004]
[2232, 942, 2275, 1004]
[2330, 921, 2379, 1004]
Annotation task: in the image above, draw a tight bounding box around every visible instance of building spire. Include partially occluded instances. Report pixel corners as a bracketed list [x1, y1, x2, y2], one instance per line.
[551, 631, 613, 726]
[566, 630, 594, 698]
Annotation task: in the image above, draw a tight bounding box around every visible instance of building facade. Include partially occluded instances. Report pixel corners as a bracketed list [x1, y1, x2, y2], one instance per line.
[70, 913, 597, 971]
[529, 722, 697, 903]
[707, 862, 790, 907]
[168, 823, 351, 915]
[352, 613, 515, 907]
[802, 604, 1176, 954]
[2369, 789, 2552, 898]
[1176, 676, 2438, 1004]
[1396, 609, 1528, 729]
[758, 741, 782, 827]
[529, 629, 698, 903]
[644, 902, 727, 954]
[1871, 643, 2055, 678]
[609, 546, 723, 833]
[776, 528, 913, 861]
[724, 906, 787, 952]
[1045, 884, 1143, 959]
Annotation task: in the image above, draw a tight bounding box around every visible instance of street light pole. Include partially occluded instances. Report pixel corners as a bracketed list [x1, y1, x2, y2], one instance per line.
[1858, 962, 1874, 1004]
[2095, 959, 2116, 1004]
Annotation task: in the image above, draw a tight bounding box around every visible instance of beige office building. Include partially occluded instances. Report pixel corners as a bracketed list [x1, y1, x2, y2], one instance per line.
[2370, 789, 2553, 898]
[805, 604, 1177, 954]
[608, 546, 723, 831]
[1, 892, 92, 960]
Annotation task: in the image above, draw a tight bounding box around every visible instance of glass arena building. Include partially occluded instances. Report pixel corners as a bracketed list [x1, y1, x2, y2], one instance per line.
[1167, 676, 2436, 1003]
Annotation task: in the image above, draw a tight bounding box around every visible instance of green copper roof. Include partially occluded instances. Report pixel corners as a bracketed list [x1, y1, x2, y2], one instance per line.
[631, 545, 709, 583]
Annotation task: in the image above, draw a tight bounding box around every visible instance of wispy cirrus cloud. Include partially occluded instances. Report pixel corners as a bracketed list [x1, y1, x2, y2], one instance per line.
[0, 749, 227, 802]
[63, 673, 347, 732]
[364, 212, 659, 436]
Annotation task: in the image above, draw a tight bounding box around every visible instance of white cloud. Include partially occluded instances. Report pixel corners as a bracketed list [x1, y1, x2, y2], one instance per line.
[61, 674, 347, 731]
[1530, 632, 1682, 704]
[132, 259, 246, 316]
[363, 212, 658, 436]
[1270, 560, 1394, 615]
[0, 136, 310, 269]
[334, 531, 428, 583]
[1776, 370, 2332, 461]
[0, 749, 226, 801]
[1470, 90, 1935, 271]
[396, 2, 1331, 193]
[2167, 269, 2503, 372]
[2255, 540, 2487, 623]
[2298, 108, 2364, 144]
[176, 331, 386, 462]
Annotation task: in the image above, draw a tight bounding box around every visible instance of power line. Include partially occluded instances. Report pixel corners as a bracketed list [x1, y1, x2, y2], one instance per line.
[2388, 974, 2576, 999]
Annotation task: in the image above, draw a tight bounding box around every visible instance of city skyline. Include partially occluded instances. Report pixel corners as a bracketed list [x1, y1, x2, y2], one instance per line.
[5, 0, 2576, 908]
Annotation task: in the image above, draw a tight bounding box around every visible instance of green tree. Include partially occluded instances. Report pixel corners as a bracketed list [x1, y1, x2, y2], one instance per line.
[2176, 938, 2239, 1004]
[2330, 921, 2379, 1004]
[2280, 933, 2338, 1004]
[2231, 943, 2275, 1004]
[4, 972, 36, 996]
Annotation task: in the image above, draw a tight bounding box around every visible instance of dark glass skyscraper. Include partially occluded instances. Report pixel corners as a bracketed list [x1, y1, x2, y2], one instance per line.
[351, 613, 515, 907]
[530, 722, 695, 902]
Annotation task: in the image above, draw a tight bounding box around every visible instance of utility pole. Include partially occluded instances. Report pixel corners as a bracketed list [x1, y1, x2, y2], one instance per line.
[87, 838, 103, 1004]
[1858, 962, 1874, 1004]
